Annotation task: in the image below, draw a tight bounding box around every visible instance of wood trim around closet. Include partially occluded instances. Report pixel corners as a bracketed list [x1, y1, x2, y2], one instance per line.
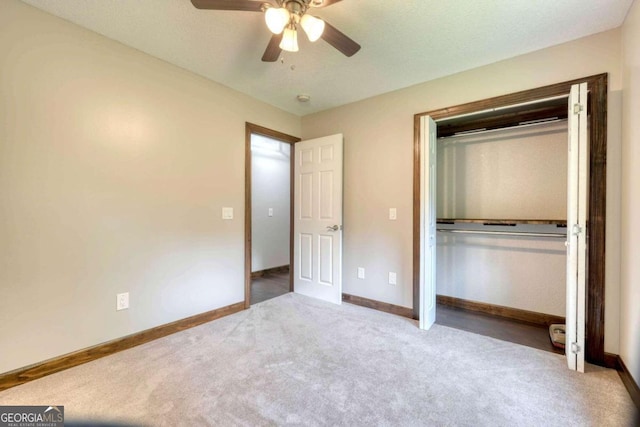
[245, 123, 300, 309]
[412, 73, 608, 365]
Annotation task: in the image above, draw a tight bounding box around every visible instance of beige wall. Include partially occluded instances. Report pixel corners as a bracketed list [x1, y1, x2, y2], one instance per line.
[302, 28, 623, 353]
[0, 0, 299, 374]
[620, 0, 640, 385]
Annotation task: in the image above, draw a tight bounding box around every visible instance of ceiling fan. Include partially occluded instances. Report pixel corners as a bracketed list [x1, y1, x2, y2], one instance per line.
[190, 0, 361, 62]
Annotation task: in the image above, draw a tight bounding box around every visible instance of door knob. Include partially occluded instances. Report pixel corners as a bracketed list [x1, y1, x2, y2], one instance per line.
[326, 225, 340, 232]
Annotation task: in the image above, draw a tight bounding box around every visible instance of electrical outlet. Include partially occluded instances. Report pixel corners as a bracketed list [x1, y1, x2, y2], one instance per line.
[116, 292, 129, 311]
[388, 272, 397, 285]
[357, 267, 365, 279]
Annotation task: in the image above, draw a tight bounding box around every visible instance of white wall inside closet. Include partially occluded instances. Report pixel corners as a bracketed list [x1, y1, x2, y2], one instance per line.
[251, 134, 291, 272]
[436, 121, 568, 316]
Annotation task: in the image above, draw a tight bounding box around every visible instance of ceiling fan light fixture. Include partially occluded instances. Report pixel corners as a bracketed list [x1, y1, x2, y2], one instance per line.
[300, 14, 325, 42]
[265, 7, 290, 34]
[189, 0, 360, 61]
[279, 25, 299, 52]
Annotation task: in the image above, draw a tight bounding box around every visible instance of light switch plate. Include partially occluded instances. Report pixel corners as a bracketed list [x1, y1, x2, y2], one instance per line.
[388, 272, 397, 285]
[389, 208, 397, 220]
[222, 207, 234, 220]
[357, 267, 365, 279]
[116, 292, 129, 311]
[268, 208, 273, 217]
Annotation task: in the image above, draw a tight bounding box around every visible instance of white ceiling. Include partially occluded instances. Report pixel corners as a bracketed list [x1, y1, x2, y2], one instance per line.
[20, 0, 633, 116]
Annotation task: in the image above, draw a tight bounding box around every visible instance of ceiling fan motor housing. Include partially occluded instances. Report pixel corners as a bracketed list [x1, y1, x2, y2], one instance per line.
[284, 0, 306, 18]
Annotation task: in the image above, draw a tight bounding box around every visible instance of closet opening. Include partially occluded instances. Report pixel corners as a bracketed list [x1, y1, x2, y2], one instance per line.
[413, 74, 608, 367]
[436, 100, 570, 355]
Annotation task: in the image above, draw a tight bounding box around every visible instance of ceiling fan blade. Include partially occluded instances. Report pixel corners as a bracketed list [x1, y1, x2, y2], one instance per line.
[190, 0, 266, 12]
[321, 21, 361, 57]
[310, 0, 343, 7]
[262, 33, 283, 62]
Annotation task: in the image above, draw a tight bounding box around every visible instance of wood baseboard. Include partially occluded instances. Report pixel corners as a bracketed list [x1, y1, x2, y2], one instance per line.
[0, 301, 245, 392]
[617, 355, 640, 412]
[603, 352, 619, 370]
[251, 265, 290, 278]
[436, 295, 565, 327]
[342, 293, 414, 319]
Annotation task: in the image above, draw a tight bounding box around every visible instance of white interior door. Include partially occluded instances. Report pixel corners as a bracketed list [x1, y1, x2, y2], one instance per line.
[420, 116, 437, 329]
[566, 82, 588, 372]
[293, 134, 343, 304]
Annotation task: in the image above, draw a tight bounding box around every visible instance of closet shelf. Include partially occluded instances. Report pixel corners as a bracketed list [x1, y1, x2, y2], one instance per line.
[436, 218, 567, 226]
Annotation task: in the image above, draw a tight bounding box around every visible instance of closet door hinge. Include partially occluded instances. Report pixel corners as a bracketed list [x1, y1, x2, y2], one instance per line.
[573, 103, 584, 114]
[571, 224, 583, 236]
[570, 342, 581, 354]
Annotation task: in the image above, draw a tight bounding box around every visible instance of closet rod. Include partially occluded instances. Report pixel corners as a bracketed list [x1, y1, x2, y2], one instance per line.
[437, 229, 567, 238]
[438, 118, 567, 140]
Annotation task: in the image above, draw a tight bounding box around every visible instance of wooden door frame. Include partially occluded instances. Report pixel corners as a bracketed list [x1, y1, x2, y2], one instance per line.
[245, 123, 300, 308]
[412, 73, 608, 365]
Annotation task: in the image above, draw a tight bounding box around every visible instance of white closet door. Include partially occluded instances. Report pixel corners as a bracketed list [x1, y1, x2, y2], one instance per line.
[293, 134, 343, 305]
[566, 83, 588, 372]
[420, 116, 437, 330]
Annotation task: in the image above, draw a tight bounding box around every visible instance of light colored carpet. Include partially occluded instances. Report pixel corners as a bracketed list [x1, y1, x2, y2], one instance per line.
[0, 293, 636, 426]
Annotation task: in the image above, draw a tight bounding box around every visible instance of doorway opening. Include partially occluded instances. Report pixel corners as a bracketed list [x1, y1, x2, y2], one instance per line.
[413, 74, 607, 367]
[245, 123, 299, 308]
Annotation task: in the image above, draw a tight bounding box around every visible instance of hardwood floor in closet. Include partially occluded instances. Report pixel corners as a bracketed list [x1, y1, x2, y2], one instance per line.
[251, 270, 290, 305]
[436, 304, 564, 355]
